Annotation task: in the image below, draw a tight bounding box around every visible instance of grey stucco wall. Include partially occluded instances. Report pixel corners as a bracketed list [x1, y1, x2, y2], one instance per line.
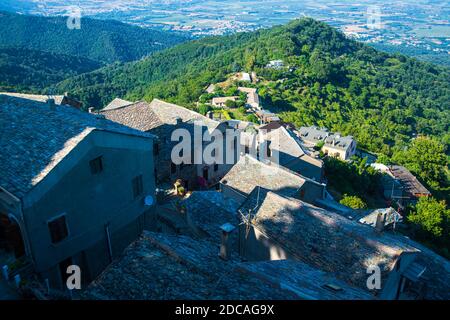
[21, 130, 156, 287]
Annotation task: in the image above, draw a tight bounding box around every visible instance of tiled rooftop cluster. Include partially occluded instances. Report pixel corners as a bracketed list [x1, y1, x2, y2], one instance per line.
[84, 232, 300, 300]
[84, 232, 374, 300]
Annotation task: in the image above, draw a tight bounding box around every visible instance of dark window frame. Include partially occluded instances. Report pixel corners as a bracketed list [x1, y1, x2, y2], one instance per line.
[170, 162, 177, 174]
[89, 156, 103, 175]
[48, 214, 69, 244]
[132, 175, 144, 199]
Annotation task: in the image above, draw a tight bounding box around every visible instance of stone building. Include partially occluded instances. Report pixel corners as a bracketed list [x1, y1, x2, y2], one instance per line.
[0, 94, 156, 290]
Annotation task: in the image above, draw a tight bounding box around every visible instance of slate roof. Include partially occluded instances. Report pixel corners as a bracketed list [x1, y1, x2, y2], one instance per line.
[84, 231, 373, 300]
[0, 94, 152, 198]
[389, 166, 431, 197]
[239, 188, 420, 292]
[220, 155, 310, 198]
[324, 134, 355, 151]
[182, 191, 240, 242]
[101, 99, 220, 132]
[0, 92, 68, 105]
[83, 231, 300, 300]
[101, 101, 163, 132]
[102, 98, 133, 111]
[238, 260, 374, 300]
[299, 126, 329, 144]
[264, 126, 323, 169]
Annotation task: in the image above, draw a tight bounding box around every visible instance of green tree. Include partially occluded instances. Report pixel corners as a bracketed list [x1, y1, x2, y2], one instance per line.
[393, 136, 447, 189]
[246, 114, 259, 124]
[408, 197, 449, 239]
[197, 104, 211, 116]
[225, 99, 237, 109]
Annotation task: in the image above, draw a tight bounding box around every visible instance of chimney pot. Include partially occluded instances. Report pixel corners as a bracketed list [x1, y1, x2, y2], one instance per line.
[88, 107, 95, 114]
[219, 223, 236, 260]
[375, 212, 385, 232]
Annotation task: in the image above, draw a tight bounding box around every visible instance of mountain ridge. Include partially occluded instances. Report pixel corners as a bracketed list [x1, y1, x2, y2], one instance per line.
[0, 10, 188, 64]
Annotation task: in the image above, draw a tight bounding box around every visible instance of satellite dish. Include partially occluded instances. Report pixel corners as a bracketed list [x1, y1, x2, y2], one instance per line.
[144, 195, 154, 206]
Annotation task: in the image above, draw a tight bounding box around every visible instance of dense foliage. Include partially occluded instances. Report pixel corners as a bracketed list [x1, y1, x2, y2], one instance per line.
[0, 11, 187, 64]
[407, 197, 450, 257]
[0, 47, 101, 92]
[339, 195, 367, 210]
[324, 157, 384, 208]
[392, 137, 449, 201]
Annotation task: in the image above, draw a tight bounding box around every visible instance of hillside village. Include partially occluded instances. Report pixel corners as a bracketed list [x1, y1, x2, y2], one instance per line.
[0, 88, 448, 301]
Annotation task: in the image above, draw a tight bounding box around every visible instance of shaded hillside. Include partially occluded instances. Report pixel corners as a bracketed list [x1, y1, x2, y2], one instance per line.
[0, 11, 188, 63]
[0, 47, 101, 92]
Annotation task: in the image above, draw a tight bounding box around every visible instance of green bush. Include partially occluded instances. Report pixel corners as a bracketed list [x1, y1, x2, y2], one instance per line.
[339, 195, 367, 209]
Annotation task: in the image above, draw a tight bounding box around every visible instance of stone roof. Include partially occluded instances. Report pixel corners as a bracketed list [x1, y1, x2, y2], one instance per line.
[0, 92, 67, 105]
[388, 166, 431, 197]
[264, 126, 323, 169]
[84, 231, 374, 300]
[239, 188, 420, 292]
[101, 101, 163, 132]
[0, 94, 152, 198]
[238, 260, 374, 300]
[102, 98, 133, 111]
[299, 126, 329, 144]
[101, 99, 220, 133]
[149, 99, 219, 130]
[324, 134, 355, 151]
[182, 191, 240, 242]
[83, 231, 300, 300]
[220, 155, 309, 198]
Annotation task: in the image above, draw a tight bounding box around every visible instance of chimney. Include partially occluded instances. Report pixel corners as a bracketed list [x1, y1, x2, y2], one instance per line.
[175, 117, 182, 126]
[375, 212, 385, 232]
[206, 111, 214, 119]
[219, 223, 236, 260]
[88, 107, 95, 114]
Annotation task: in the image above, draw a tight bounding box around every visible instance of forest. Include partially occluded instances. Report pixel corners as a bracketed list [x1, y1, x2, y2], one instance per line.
[0, 10, 187, 63]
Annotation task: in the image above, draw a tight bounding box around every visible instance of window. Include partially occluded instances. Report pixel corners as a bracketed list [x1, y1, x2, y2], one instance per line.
[245, 145, 250, 154]
[89, 156, 103, 174]
[300, 189, 306, 199]
[170, 162, 177, 174]
[154, 143, 159, 156]
[214, 163, 219, 172]
[132, 175, 144, 199]
[48, 215, 69, 244]
[267, 145, 272, 157]
[203, 167, 209, 180]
